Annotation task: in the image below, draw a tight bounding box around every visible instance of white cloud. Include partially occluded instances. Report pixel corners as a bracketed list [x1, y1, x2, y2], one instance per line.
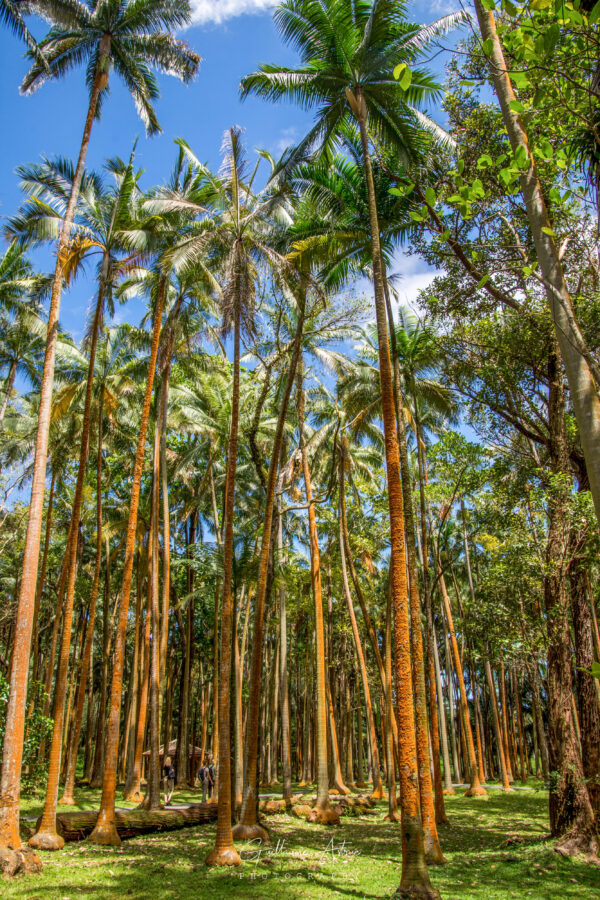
[387, 250, 440, 315]
[190, 0, 273, 25]
[275, 126, 297, 154]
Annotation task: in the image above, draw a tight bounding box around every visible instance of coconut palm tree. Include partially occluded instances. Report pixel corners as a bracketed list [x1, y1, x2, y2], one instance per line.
[0, 1, 199, 856]
[242, 3, 462, 890]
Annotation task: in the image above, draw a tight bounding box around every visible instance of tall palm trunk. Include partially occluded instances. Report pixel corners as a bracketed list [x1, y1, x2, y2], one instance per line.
[90, 537, 112, 788]
[60, 392, 104, 805]
[384, 579, 399, 821]
[484, 659, 512, 792]
[206, 273, 242, 867]
[89, 276, 165, 846]
[0, 40, 111, 852]
[351, 90, 436, 897]
[209, 462, 221, 778]
[433, 632, 453, 793]
[474, 0, 600, 525]
[124, 555, 151, 802]
[29, 468, 57, 704]
[297, 363, 338, 826]
[389, 346, 444, 861]
[159, 367, 171, 721]
[415, 428, 452, 815]
[31, 262, 107, 851]
[277, 508, 292, 806]
[233, 286, 306, 842]
[142, 412, 162, 810]
[339, 471, 384, 800]
[434, 551, 486, 798]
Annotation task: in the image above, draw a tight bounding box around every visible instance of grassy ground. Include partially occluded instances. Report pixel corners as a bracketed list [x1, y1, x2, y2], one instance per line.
[6, 781, 600, 899]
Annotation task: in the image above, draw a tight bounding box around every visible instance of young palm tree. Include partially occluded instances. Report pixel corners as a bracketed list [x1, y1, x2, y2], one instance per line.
[241, 4, 460, 890]
[0, 0, 199, 856]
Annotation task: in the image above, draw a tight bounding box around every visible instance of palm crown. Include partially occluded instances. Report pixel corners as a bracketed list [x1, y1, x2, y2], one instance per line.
[21, 0, 201, 134]
[241, 0, 462, 166]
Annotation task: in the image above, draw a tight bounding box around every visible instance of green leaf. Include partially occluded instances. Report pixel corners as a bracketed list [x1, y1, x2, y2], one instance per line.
[503, 0, 518, 15]
[509, 99, 524, 114]
[541, 226, 555, 237]
[482, 37, 494, 56]
[459, 80, 476, 86]
[440, 229, 451, 241]
[481, 0, 496, 8]
[424, 186, 436, 207]
[544, 23, 560, 55]
[514, 144, 528, 168]
[477, 153, 493, 169]
[399, 66, 413, 91]
[511, 71, 530, 90]
[590, 1, 600, 24]
[393, 62, 406, 81]
[409, 210, 424, 223]
[472, 179, 485, 198]
[538, 138, 553, 160]
[591, 661, 600, 679]
[477, 274, 490, 288]
[457, 159, 465, 175]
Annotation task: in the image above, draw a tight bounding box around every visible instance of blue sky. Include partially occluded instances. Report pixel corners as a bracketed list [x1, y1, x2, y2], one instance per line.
[0, 0, 463, 340]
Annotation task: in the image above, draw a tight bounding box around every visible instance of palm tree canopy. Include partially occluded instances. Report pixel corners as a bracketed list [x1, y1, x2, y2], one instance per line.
[241, 0, 463, 168]
[20, 0, 201, 135]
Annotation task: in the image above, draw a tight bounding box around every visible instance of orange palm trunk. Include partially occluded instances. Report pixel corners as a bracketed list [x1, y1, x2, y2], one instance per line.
[353, 94, 437, 896]
[31, 267, 107, 851]
[436, 558, 486, 798]
[0, 50, 109, 852]
[89, 276, 165, 846]
[339, 472, 384, 800]
[60, 392, 105, 805]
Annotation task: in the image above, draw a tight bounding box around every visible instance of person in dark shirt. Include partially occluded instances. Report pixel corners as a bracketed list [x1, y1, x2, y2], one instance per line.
[163, 755, 175, 805]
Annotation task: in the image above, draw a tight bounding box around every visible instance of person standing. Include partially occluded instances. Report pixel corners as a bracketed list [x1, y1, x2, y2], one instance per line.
[163, 755, 175, 806]
[207, 758, 215, 799]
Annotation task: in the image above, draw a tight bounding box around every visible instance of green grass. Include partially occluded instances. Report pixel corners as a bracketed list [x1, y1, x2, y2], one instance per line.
[6, 782, 600, 899]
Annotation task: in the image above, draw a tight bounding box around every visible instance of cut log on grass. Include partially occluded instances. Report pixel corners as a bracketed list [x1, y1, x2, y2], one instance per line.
[35, 802, 218, 843]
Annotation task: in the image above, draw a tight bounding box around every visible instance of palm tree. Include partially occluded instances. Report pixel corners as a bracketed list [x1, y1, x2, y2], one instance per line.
[147, 130, 298, 863]
[0, 242, 46, 429]
[296, 360, 341, 824]
[13, 154, 142, 844]
[242, 4, 460, 892]
[0, 0, 199, 856]
[1, 0, 52, 70]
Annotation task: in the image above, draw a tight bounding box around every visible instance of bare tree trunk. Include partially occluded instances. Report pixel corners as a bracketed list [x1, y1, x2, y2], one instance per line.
[474, 0, 600, 526]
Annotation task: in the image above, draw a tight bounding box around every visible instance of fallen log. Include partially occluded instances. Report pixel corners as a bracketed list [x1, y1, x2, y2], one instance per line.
[36, 802, 218, 843]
